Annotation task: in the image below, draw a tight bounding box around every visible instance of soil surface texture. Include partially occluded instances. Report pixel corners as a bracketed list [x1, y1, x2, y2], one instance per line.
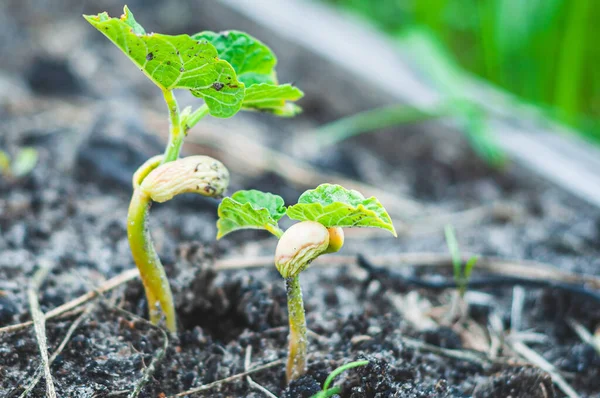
[1, 1, 600, 397]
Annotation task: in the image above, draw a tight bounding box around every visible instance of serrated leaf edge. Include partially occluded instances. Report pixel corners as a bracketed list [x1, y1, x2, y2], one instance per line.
[217, 198, 282, 239]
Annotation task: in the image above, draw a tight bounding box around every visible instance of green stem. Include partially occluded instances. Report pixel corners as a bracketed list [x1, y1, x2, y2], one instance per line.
[285, 275, 307, 382]
[127, 188, 177, 332]
[322, 360, 369, 391]
[266, 224, 284, 239]
[183, 104, 210, 132]
[127, 92, 210, 331]
[310, 359, 370, 397]
[161, 89, 183, 164]
[126, 94, 209, 332]
[126, 89, 183, 331]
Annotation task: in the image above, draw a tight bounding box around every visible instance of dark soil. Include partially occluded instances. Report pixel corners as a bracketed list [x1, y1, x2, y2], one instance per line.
[1, 0, 600, 397]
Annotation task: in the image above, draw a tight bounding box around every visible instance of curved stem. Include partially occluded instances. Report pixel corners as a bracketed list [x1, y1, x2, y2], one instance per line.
[127, 92, 211, 331]
[285, 275, 307, 381]
[127, 89, 181, 331]
[132, 155, 163, 189]
[128, 92, 211, 331]
[322, 360, 369, 391]
[183, 104, 210, 133]
[266, 224, 284, 239]
[161, 89, 183, 164]
[127, 188, 177, 332]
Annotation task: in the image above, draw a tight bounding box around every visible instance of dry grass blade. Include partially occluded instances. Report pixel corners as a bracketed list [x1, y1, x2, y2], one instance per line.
[510, 340, 580, 398]
[567, 318, 600, 356]
[510, 286, 526, 333]
[487, 311, 505, 359]
[170, 359, 284, 397]
[18, 305, 94, 397]
[27, 265, 57, 398]
[244, 346, 278, 398]
[0, 268, 139, 335]
[400, 336, 496, 369]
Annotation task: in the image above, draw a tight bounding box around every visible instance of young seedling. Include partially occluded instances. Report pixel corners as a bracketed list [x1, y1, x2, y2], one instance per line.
[444, 224, 478, 322]
[444, 224, 478, 298]
[310, 359, 369, 398]
[217, 184, 396, 381]
[84, 6, 303, 332]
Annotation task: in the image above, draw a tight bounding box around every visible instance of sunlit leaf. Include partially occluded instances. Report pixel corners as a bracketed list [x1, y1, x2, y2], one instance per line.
[192, 30, 277, 86]
[217, 190, 285, 238]
[286, 184, 396, 236]
[193, 31, 303, 115]
[84, 6, 244, 118]
[12, 148, 38, 177]
[243, 83, 303, 116]
[464, 256, 479, 281]
[444, 224, 462, 271]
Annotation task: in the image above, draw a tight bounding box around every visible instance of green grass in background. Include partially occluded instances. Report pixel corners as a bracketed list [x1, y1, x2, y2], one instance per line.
[324, 0, 600, 143]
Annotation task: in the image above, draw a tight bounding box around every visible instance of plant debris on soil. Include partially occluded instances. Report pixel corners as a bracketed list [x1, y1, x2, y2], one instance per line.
[1, 1, 600, 397]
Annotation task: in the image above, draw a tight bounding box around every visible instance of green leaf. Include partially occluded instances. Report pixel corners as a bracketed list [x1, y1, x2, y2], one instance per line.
[217, 190, 285, 239]
[243, 83, 304, 116]
[311, 360, 370, 398]
[460, 255, 479, 296]
[464, 256, 478, 281]
[445, 224, 463, 293]
[444, 224, 462, 279]
[286, 184, 396, 236]
[192, 31, 303, 115]
[192, 31, 277, 86]
[12, 148, 38, 177]
[83, 6, 244, 118]
[232, 190, 286, 221]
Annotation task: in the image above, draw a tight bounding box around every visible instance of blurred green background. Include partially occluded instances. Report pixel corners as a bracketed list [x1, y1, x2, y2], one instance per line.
[324, 0, 600, 144]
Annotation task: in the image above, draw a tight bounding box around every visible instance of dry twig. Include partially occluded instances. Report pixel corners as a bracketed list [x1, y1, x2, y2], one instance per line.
[170, 359, 284, 397]
[567, 318, 600, 356]
[27, 266, 57, 398]
[510, 286, 526, 333]
[399, 335, 496, 369]
[509, 340, 580, 398]
[505, 280, 581, 397]
[0, 268, 139, 335]
[18, 305, 94, 397]
[3, 251, 596, 339]
[244, 346, 278, 398]
[487, 311, 504, 359]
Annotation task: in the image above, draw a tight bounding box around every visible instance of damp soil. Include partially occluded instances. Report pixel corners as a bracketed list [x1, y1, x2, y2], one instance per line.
[2, 1, 600, 397]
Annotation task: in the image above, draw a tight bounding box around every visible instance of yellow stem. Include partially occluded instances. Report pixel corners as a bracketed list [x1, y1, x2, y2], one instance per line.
[162, 89, 183, 164]
[285, 275, 307, 381]
[127, 188, 177, 332]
